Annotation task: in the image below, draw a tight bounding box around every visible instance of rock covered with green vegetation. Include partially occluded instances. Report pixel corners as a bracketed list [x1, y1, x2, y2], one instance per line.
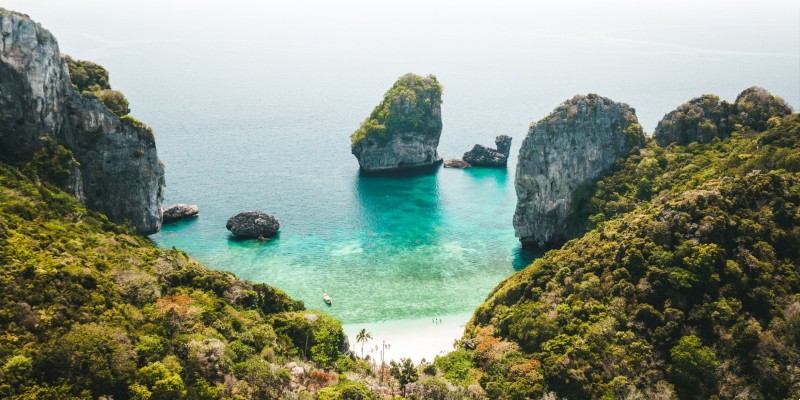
[654, 87, 793, 147]
[513, 94, 645, 248]
[730, 86, 794, 133]
[654, 94, 732, 146]
[0, 9, 164, 234]
[350, 73, 443, 173]
[438, 105, 800, 398]
[0, 161, 360, 399]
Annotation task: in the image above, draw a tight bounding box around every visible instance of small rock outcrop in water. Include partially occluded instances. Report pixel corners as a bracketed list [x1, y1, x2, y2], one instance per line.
[162, 204, 199, 223]
[444, 159, 471, 168]
[0, 9, 164, 234]
[350, 73, 443, 173]
[463, 135, 512, 167]
[226, 211, 280, 239]
[514, 94, 645, 248]
[654, 87, 793, 147]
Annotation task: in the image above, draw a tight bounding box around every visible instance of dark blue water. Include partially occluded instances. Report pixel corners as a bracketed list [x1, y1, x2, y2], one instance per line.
[10, 0, 798, 326]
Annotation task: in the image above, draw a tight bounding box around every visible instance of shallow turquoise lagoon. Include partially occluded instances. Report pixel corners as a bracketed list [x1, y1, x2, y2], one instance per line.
[154, 166, 536, 324]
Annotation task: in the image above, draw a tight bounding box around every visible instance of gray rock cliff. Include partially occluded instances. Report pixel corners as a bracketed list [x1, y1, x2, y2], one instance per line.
[463, 135, 512, 167]
[513, 94, 644, 248]
[350, 74, 443, 173]
[0, 9, 164, 234]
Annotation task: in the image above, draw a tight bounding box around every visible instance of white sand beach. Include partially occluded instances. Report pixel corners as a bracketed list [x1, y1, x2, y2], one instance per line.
[343, 312, 473, 364]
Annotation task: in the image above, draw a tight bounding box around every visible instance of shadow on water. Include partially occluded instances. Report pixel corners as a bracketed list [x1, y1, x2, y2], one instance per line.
[357, 162, 442, 178]
[461, 166, 509, 186]
[355, 168, 443, 247]
[512, 243, 543, 271]
[226, 232, 282, 253]
[159, 216, 200, 232]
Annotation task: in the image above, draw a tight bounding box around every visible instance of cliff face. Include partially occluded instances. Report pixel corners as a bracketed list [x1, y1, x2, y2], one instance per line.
[350, 73, 443, 173]
[0, 9, 164, 234]
[351, 131, 442, 172]
[513, 94, 644, 247]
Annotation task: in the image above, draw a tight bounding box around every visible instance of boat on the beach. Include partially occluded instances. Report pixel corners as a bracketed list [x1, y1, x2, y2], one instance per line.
[323, 291, 332, 305]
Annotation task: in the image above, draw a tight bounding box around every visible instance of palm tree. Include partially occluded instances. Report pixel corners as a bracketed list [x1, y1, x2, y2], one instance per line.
[355, 328, 373, 359]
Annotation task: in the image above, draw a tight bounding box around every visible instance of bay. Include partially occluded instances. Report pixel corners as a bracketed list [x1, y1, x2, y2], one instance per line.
[7, 0, 798, 359]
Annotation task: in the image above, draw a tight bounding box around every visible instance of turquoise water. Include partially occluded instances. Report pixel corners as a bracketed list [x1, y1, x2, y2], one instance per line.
[157, 167, 533, 323]
[9, 0, 798, 325]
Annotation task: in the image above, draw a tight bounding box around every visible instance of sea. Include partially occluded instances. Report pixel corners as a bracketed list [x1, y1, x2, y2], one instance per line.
[8, 0, 798, 361]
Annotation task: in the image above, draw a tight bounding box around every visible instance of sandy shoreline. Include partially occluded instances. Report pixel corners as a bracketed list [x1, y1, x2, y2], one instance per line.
[342, 312, 473, 364]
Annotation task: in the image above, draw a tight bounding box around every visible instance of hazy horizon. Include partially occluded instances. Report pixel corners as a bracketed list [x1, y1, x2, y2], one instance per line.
[5, 0, 798, 133]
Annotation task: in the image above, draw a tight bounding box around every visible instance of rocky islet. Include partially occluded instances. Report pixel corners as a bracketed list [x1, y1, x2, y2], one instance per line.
[350, 73, 444, 173]
[462, 135, 512, 167]
[226, 211, 281, 239]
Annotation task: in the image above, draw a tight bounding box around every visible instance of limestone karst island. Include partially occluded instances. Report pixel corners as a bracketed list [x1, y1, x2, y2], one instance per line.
[1, 2, 799, 399]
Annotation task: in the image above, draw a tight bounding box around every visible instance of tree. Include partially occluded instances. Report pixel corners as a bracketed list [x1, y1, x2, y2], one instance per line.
[355, 328, 373, 359]
[669, 335, 718, 399]
[50, 323, 137, 398]
[389, 358, 418, 397]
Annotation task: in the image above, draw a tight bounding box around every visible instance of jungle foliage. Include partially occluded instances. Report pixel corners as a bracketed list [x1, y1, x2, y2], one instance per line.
[438, 110, 800, 399]
[0, 160, 350, 399]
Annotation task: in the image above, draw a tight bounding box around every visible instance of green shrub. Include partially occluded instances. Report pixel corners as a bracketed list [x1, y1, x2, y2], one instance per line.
[434, 349, 474, 386]
[317, 379, 375, 400]
[64, 56, 110, 92]
[95, 89, 130, 117]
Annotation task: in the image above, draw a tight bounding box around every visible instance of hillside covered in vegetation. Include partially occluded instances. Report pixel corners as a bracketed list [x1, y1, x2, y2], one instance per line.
[0, 157, 361, 399]
[439, 94, 800, 399]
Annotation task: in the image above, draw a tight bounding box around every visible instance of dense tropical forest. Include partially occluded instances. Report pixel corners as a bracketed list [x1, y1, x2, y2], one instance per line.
[434, 93, 800, 399]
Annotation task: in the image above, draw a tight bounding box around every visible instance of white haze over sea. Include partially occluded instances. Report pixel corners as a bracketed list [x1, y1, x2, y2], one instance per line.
[7, 0, 799, 362]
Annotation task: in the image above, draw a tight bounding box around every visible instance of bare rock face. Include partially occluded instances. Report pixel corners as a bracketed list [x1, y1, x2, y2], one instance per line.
[0, 9, 164, 234]
[463, 135, 513, 167]
[162, 204, 199, 223]
[350, 74, 443, 173]
[226, 211, 280, 239]
[513, 94, 644, 248]
[444, 159, 471, 168]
